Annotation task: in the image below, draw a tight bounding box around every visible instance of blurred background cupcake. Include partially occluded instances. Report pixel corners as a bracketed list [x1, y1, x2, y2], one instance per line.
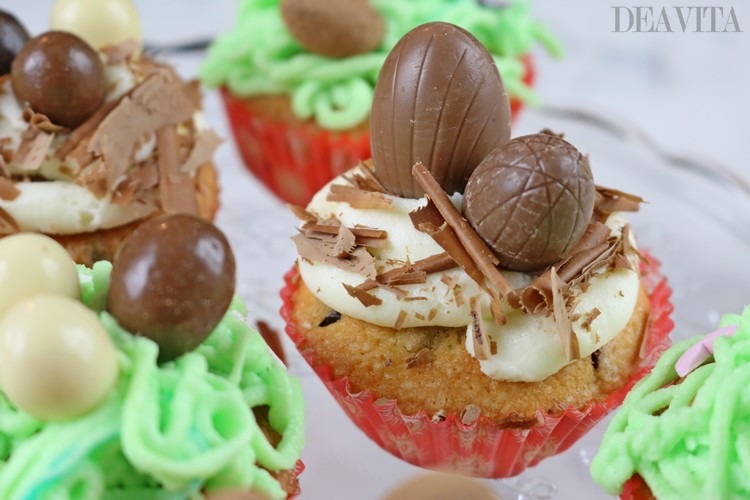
[200, 0, 561, 206]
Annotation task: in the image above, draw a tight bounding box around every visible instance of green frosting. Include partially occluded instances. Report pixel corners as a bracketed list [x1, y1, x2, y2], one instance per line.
[591, 307, 750, 499]
[0, 261, 305, 500]
[200, 0, 562, 130]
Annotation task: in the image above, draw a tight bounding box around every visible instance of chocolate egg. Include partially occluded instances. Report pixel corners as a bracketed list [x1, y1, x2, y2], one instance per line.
[464, 133, 595, 272]
[11, 31, 106, 128]
[107, 214, 236, 363]
[370, 22, 511, 198]
[280, 0, 384, 58]
[0, 10, 29, 76]
[0, 294, 119, 421]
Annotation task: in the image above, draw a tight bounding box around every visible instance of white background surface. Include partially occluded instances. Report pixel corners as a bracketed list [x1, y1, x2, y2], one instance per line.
[3, 1, 749, 499]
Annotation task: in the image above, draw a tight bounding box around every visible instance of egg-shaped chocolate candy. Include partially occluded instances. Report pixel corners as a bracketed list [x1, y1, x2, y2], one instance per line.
[464, 133, 595, 272]
[280, 0, 384, 58]
[107, 214, 236, 363]
[0, 10, 29, 75]
[11, 31, 106, 128]
[370, 22, 511, 198]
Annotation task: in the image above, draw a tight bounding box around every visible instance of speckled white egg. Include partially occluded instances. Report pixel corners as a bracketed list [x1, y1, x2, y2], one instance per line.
[0, 294, 119, 420]
[0, 233, 79, 317]
[50, 0, 143, 50]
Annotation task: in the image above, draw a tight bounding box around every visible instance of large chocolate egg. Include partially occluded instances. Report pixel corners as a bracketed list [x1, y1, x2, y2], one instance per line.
[11, 31, 105, 128]
[107, 214, 236, 363]
[464, 133, 595, 272]
[0, 10, 29, 75]
[370, 22, 511, 198]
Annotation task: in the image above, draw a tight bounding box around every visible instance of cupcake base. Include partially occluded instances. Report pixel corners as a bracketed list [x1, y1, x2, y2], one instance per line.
[281, 253, 673, 478]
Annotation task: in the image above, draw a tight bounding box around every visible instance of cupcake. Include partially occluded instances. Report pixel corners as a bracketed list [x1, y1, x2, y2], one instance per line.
[0, 5, 221, 266]
[201, 0, 561, 206]
[591, 307, 750, 499]
[281, 22, 672, 478]
[0, 215, 305, 499]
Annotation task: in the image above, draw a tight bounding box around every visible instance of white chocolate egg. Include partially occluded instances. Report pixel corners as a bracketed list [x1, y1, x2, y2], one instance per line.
[0, 294, 119, 420]
[0, 233, 79, 317]
[50, 0, 143, 50]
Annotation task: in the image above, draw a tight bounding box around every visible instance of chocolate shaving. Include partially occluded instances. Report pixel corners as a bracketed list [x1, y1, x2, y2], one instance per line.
[581, 308, 601, 331]
[56, 97, 124, 161]
[156, 126, 199, 214]
[351, 253, 455, 299]
[412, 162, 510, 323]
[405, 348, 434, 368]
[11, 129, 55, 172]
[179, 129, 223, 175]
[0, 178, 19, 200]
[410, 201, 483, 286]
[453, 285, 465, 307]
[288, 205, 316, 224]
[292, 232, 377, 279]
[88, 70, 196, 190]
[333, 224, 356, 257]
[22, 108, 65, 133]
[0, 207, 19, 235]
[101, 39, 140, 65]
[595, 186, 644, 215]
[469, 296, 491, 360]
[394, 310, 407, 329]
[343, 283, 383, 307]
[460, 404, 481, 425]
[343, 159, 387, 193]
[550, 268, 580, 361]
[327, 184, 393, 209]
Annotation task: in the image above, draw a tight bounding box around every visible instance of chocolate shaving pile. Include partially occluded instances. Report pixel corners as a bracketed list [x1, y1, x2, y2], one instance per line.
[0, 42, 222, 230]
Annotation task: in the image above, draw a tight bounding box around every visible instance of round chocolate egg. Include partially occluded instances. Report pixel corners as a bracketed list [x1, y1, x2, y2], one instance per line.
[11, 30, 106, 128]
[50, 0, 143, 50]
[0, 9, 29, 75]
[370, 22, 511, 198]
[0, 233, 79, 317]
[0, 294, 119, 421]
[280, 0, 384, 58]
[107, 214, 236, 363]
[464, 133, 596, 272]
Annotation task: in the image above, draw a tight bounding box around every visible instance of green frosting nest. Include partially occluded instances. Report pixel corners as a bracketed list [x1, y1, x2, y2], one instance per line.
[0, 262, 305, 499]
[200, 0, 562, 130]
[591, 306, 750, 498]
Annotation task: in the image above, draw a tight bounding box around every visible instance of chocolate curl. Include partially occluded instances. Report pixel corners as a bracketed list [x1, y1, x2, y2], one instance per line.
[156, 126, 199, 215]
[412, 162, 510, 323]
[595, 186, 644, 215]
[332, 224, 356, 257]
[327, 184, 393, 209]
[469, 296, 491, 360]
[550, 267, 580, 361]
[343, 160, 387, 193]
[11, 129, 55, 172]
[353, 252, 456, 294]
[56, 95, 124, 161]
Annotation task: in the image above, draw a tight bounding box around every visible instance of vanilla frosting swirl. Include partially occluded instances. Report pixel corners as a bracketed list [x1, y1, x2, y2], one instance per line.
[298, 171, 641, 382]
[201, 0, 562, 130]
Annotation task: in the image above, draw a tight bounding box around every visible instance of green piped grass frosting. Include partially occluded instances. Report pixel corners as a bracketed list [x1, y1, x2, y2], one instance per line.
[0, 262, 305, 499]
[591, 306, 750, 498]
[200, 0, 561, 130]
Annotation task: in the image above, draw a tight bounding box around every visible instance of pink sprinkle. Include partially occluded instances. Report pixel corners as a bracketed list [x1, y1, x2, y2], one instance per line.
[675, 325, 738, 377]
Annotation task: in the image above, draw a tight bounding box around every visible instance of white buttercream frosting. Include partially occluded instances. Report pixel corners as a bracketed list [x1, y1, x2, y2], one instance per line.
[298, 170, 641, 383]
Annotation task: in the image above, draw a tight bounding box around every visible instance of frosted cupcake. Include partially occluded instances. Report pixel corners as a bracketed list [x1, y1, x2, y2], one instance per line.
[282, 22, 672, 477]
[0, 5, 221, 265]
[0, 216, 304, 498]
[201, 0, 560, 205]
[591, 307, 750, 499]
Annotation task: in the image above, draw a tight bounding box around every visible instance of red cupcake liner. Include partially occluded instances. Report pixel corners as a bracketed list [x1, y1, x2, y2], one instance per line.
[289, 459, 305, 499]
[221, 57, 534, 207]
[280, 252, 673, 478]
[620, 474, 656, 500]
